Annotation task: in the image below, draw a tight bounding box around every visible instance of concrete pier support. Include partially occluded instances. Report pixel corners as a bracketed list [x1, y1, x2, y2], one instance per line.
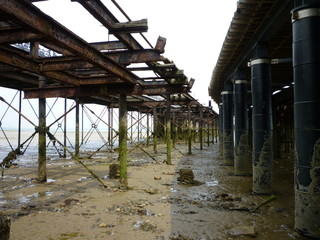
[234, 70, 249, 176]
[166, 95, 172, 164]
[292, 3, 320, 237]
[250, 43, 273, 194]
[118, 94, 128, 188]
[222, 87, 234, 166]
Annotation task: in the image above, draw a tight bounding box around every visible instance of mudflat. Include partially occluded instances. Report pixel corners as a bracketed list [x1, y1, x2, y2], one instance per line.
[0, 142, 305, 240]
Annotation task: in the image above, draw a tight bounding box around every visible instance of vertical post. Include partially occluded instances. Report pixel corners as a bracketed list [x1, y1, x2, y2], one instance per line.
[153, 108, 158, 154]
[292, 3, 320, 238]
[188, 104, 192, 155]
[222, 87, 234, 166]
[38, 96, 47, 182]
[63, 98, 67, 158]
[137, 111, 140, 142]
[118, 94, 128, 188]
[250, 43, 273, 194]
[17, 90, 22, 154]
[234, 70, 249, 176]
[218, 103, 223, 155]
[166, 94, 172, 164]
[81, 104, 84, 144]
[207, 117, 210, 147]
[130, 112, 133, 143]
[147, 112, 150, 147]
[199, 107, 203, 150]
[75, 100, 80, 158]
[172, 111, 176, 148]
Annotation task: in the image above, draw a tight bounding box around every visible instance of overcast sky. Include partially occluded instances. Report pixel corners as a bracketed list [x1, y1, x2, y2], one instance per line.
[0, 1, 237, 130]
[34, 0, 237, 108]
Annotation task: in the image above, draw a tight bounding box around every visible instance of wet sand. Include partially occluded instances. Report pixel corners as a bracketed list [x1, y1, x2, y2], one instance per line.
[0, 142, 308, 240]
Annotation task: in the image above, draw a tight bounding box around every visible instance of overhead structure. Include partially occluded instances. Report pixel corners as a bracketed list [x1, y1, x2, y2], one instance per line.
[208, 0, 320, 238]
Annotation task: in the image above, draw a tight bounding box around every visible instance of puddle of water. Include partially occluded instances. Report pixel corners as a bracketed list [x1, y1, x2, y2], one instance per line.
[47, 178, 56, 183]
[170, 188, 177, 193]
[206, 181, 218, 187]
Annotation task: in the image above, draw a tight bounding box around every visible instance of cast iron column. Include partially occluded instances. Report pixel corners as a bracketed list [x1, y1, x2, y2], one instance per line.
[218, 103, 223, 155]
[234, 70, 249, 176]
[188, 104, 192, 155]
[153, 108, 158, 154]
[75, 100, 80, 158]
[292, 3, 320, 238]
[119, 94, 128, 188]
[222, 88, 234, 165]
[250, 43, 273, 194]
[166, 94, 172, 164]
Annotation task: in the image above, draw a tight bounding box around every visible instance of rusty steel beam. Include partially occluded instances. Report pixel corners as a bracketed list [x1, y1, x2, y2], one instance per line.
[37, 49, 164, 71]
[23, 84, 190, 99]
[110, 100, 199, 108]
[79, 76, 126, 85]
[0, 0, 137, 84]
[90, 41, 127, 51]
[0, 46, 80, 86]
[73, 0, 143, 50]
[109, 19, 148, 34]
[0, 29, 44, 43]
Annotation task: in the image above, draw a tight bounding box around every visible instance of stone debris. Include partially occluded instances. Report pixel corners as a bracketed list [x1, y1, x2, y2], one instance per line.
[226, 225, 256, 237]
[177, 169, 203, 186]
[134, 220, 157, 232]
[154, 176, 162, 180]
[109, 164, 120, 179]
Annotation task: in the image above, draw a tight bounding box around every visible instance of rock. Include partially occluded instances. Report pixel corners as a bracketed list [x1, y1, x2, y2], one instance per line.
[154, 176, 161, 180]
[109, 164, 120, 179]
[144, 188, 159, 194]
[226, 225, 256, 237]
[177, 169, 203, 186]
[99, 223, 108, 228]
[0, 214, 10, 240]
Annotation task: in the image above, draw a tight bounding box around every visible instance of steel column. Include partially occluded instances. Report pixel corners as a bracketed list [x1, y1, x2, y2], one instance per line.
[75, 101, 80, 157]
[292, 3, 320, 238]
[222, 90, 234, 165]
[119, 94, 128, 188]
[251, 43, 273, 194]
[234, 71, 249, 176]
[153, 108, 158, 154]
[17, 90, 22, 154]
[63, 98, 67, 158]
[188, 104, 192, 155]
[218, 103, 223, 155]
[199, 107, 203, 150]
[38, 95, 46, 182]
[166, 94, 172, 164]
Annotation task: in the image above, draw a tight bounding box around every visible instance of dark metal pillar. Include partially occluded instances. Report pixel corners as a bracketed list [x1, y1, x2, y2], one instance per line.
[188, 104, 192, 155]
[166, 94, 172, 164]
[153, 108, 158, 154]
[75, 101, 80, 158]
[292, 3, 320, 238]
[147, 113, 150, 147]
[17, 90, 22, 154]
[218, 103, 223, 155]
[119, 94, 128, 188]
[250, 43, 273, 194]
[63, 98, 67, 158]
[222, 88, 234, 165]
[234, 70, 249, 176]
[199, 107, 203, 150]
[38, 76, 47, 182]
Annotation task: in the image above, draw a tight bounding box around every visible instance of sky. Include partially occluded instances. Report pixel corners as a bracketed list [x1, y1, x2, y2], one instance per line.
[0, 0, 237, 130]
[34, 0, 237, 108]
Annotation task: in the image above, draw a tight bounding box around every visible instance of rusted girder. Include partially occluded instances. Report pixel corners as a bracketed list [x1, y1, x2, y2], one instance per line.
[23, 84, 190, 99]
[109, 19, 148, 34]
[90, 41, 127, 51]
[38, 49, 164, 71]
[109, 100, 199, 108]
[0, 46, 79, 86]
[0, 0, 137, 84]
[0, 29, 44, 44]
[73, 0, 143, 50]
